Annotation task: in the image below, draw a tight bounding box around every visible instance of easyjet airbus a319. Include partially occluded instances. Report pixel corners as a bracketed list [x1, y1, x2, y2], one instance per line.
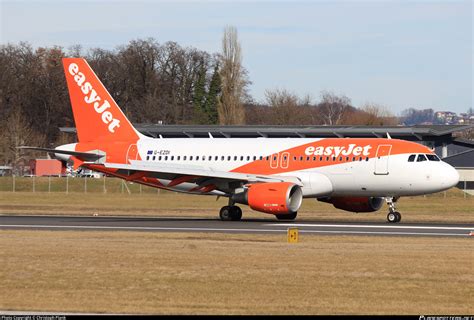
[22, 58, 460, 223]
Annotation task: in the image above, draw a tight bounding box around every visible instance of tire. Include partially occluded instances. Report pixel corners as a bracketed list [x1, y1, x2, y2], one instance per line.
[395, 211, 402, 223]
[230, 206, 242, 221]
[276, 211, 297, 220]
[219, 206, 232, 221]
[387, 212, 397, 223]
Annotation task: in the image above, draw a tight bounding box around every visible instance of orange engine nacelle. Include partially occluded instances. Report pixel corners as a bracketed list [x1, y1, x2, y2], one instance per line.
[232, 182, 303, 215]
[319, 197, 384, 213]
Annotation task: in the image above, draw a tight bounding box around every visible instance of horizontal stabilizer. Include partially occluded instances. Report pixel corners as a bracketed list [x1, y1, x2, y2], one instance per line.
[18, 146, 104, 162]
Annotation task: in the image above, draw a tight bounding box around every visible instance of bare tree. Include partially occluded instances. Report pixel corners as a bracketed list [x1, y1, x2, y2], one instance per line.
[0, 109, 45, 166]
[218, 26, 248, 125]
[317, 90, 352, 125]
[359, 103, 398, 125]
[265, 88, 312, 125]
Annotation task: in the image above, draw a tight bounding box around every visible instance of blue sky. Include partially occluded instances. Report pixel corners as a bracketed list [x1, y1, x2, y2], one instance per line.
[1, 0, 472, 115]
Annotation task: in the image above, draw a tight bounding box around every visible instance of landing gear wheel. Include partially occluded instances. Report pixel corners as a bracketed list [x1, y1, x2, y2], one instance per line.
[219, 206, 232, 221]
[394, 211, 401, 223]
[230, 206, 242, 221]
[276, 211, 298, 220]
[387, 212, 397, 223]
[387, 211, 401, 223]
[219, 206, 242, 221]
[385, 197, 402, 223]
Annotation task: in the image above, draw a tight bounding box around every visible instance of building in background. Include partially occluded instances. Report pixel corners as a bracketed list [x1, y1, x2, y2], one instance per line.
[29, 159, 65, 177]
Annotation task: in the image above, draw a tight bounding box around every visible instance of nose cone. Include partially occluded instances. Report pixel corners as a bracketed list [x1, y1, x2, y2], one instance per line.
[441, 164, 459, 189]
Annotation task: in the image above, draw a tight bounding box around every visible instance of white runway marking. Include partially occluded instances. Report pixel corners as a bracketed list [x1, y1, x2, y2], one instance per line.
[0, 224, 285, 233]
[267, 223, 473, 231]
[0, 224, 469, 237]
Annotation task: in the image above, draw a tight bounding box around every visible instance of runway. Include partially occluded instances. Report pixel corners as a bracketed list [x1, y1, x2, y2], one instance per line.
[0, 215, 473, 237]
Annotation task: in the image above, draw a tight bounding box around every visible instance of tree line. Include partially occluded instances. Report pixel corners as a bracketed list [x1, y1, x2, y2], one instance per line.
[0, 28, 399, 166]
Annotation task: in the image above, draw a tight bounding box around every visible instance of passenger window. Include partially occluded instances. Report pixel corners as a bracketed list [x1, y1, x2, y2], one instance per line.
[146, 156, 150, 161]
[426, 154, 440, 161]
[190, 156, 193, 161]
[196, 156, 199, 160]
[247, 156, 250, 161]
[209, 156, 212, 161]
[259, 156, 263, 160]
[152, 156, 156, 161]
[339, 157, 343, 161]
[365, 157, 369, 161]
[171, 156, 174, 161]
[417, 154, 427, 162]
[228, 156, 231, 161]
[408, 154, 416, 162]
[253, 156, 257, 160]
[221, 156, 225, 161]
[183, 156, 187, 161]
[240, 156, 244, 161]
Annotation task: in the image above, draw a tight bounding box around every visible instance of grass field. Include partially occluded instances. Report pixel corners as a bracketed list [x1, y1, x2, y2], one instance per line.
[1, 178, 472, 314]
[0, 230, 472, 315]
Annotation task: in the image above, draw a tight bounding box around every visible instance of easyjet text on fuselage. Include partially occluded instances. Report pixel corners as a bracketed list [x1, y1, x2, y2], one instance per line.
[305, 144, 372, 157]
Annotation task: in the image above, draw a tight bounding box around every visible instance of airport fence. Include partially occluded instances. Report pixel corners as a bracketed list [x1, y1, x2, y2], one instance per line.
[0, 176, 471, 198]
[0, 176, 163, 194]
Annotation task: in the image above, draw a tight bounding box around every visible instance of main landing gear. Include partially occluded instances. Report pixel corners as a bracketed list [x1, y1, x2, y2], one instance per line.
[276, 212, 298, 220]
[219, 202, 242, 221]
[385, 197, 401, 223]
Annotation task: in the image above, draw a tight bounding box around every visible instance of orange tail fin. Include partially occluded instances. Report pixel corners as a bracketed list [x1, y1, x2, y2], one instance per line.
[62, 58, 142, 142]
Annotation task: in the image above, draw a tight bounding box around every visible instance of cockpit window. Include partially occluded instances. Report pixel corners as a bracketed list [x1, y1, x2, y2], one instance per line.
[408, 154, 416, 162]
[426, 154, 440, 161]
[416, 154, 427, 162]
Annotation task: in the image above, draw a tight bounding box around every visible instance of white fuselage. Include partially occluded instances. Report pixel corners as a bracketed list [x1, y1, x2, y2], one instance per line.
[122, 137, 460, 198]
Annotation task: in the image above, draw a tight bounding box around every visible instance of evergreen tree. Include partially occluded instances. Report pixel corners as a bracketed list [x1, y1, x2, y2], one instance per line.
[193, 63, 207, 124]
[205, 64, 221, 124]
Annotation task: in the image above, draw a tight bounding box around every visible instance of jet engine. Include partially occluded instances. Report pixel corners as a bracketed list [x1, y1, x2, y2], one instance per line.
[232, 182, 303, 214]
[319, 196, 384, 213]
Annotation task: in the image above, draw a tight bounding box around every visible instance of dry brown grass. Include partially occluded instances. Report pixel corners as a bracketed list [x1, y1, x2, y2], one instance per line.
[0, 189, 473, 224]
[0, 230, 472, 315]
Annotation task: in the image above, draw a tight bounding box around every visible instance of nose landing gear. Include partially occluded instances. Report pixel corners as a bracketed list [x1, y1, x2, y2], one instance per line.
[386, 197, 401, 223]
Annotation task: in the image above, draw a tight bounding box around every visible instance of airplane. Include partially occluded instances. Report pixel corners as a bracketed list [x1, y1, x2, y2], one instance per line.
[20, 58, 460, 223]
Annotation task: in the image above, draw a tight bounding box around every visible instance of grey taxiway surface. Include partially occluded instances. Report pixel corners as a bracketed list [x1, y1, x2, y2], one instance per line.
[0, 215, 473, 237]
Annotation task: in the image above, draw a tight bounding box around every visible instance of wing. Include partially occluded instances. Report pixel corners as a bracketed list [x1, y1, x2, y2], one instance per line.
[98, 160, 303, 195]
